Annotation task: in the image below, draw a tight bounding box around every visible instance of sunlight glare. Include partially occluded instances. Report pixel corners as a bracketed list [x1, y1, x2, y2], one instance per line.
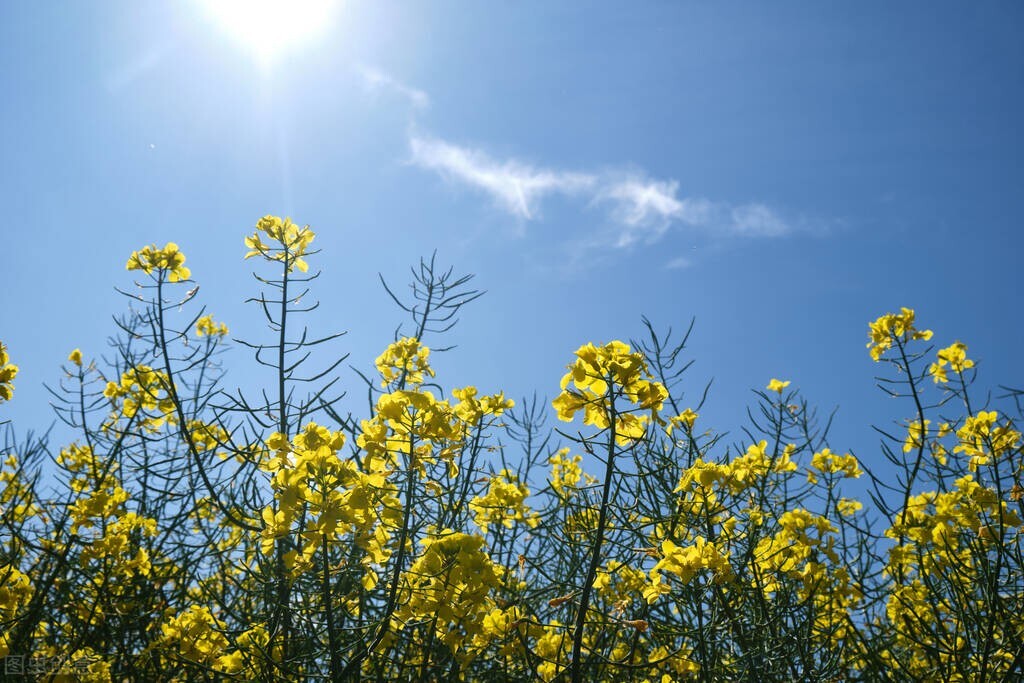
[201, 0, 337, 61]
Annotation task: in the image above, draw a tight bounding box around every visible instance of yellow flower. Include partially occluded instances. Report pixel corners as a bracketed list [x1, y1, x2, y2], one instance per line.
[666, 408, 698, 436]
[0, 341, 18, 403]
[470, 469, 538, 534]
[837, 498, 863, 516]
[650, 537, 732, 587]
[68, 348, 83, 366]
[244, 215, 315, 273]
[395, 531, 504, 654]
[126, 242, 191, 282]
[866, 307, 933, 361]
[809, 448, 863, 480]
[160, 605, 230, 664]
[553, 340, 667, 430]
[0, 564, 33, 624]
[929, 341, 974, 383]
[375, 337, 435, 387]
[903, 419, 930, 454]
[953, 410, 1022, 471]
[452, 386, 514, 425]
[195, 314, 229, 338]
[767, 378, 791, 393]
[549, 448, 587, 495]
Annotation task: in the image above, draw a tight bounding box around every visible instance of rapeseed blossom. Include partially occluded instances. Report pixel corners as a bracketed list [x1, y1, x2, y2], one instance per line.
[552, 340, 668, 443]
[929, 341, 974, 383]
[126, 242, 191, 281]
[0, 341, 17, 403]
[867, 307, 933, 361]
[244, 215, 315, 273]
[195, 314, 228, 337]
[4, 225, 1021, 682]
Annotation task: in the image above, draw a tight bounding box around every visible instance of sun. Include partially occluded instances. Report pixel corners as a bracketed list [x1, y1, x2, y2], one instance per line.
[200, 0, 337, 61]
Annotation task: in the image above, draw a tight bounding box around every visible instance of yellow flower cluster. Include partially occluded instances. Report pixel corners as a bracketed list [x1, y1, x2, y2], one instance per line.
[929, 341, 973, 383]
[591, 560, 648, 607]
[1, 454, 37, 522]
[887, 474, 1023, 553]
[57, 443, 102, 494]
[675, 441, 798, 496]
[395, 531, 504, 655]
[953, 410, 1021, 472]
[186, 419, 229, 453]
[452, 385, 514, 424]
[644, 537, 732, 603]
[469, 469, 539, 535]
[533, 620, 570, 681]
[359, 344, 511, 486]
[260, 422, 399, 581]
[195, 314, 228, 338]
[748, 507, 862, 648]
[160, 605, 239, 672]
[867, 307, 933, 361]
[902, 418, 930, 454]
[0, 564, 33, 658]
[475, 604, 527, 657]
[8, 231, 1024, 682]
[102, 365, 176, 431]
[360, 390, 460, 470]
[552, 341, 668, 443]
[664, 408, 698, 437]
[883, 474, 1024, 677]
[29, 646, 110, 682]
[644, 645, 701, 680]
[375, 336, 435, 387]
[0, 341, 17, 403]
[807, 448, 863, 484]
[753, 509, 839, 589]
[60, 443, 156, 577]
[797, 563, 862, 646]
[126, 242, 191, 282]
[244, 215, 315, 273]
[548, 448, 588, 496]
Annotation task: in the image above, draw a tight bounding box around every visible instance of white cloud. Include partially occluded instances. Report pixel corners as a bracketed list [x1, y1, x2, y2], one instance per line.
[408, 134, 793, 246]
[729, 203, 790, 237]
[601, 178, 681, 246]
[603, 178, 685, 226]
[599, 179, 733, 247]
[597, 177, 792, 249]
[351, 68, 795, 251]
[408, 135, 596, 220]
[357, 65, 430, 109]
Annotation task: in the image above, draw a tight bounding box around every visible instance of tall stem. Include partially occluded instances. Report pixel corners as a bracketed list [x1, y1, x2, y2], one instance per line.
[570, 385, 616, 683]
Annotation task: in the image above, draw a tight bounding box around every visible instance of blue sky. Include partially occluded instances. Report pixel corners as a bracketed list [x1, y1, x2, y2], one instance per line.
[2, 1, 1022, 471]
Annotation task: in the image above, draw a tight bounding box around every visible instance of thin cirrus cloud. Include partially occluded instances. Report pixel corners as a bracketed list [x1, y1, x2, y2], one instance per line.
[408, 135, 596, 220]
[361, 67, 793, 252]
[356, 65, 431, 110]
[597, 178, 714, 247]
[409, 134, 793, 248]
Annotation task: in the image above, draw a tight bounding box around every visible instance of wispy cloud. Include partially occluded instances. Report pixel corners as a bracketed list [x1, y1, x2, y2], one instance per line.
[408, 135, 595, 220]
[356, 65, 430, 110]
[358, 65, 794, 255]
[599, 179, 723, 247]
[728, 203, 790, 237]
[409, 135, 792, 246]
